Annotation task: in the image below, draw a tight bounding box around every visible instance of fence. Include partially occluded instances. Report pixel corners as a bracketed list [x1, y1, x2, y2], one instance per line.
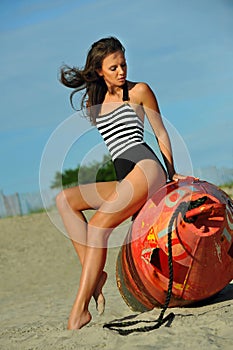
[0, 188, 59, 218]
[0, 166, 232, 218]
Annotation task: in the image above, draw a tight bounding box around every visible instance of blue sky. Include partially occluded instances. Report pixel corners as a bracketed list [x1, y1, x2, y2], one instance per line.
[0, 0, 232, 194]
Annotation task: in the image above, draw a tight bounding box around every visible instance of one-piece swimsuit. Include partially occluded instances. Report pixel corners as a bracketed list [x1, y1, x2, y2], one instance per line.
[96, 103, 167, 181]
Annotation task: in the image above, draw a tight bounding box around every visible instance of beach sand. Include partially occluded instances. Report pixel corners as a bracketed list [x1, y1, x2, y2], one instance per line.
[0, 209, 232, 350]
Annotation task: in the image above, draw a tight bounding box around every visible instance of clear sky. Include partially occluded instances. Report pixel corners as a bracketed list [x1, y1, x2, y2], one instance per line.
[0, 0, 232, 194]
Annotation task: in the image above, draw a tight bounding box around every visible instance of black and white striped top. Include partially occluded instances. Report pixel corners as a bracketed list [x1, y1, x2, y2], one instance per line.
[96, 103, 144, 161]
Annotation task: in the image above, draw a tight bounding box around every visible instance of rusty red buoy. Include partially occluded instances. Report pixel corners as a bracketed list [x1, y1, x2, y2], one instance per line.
[116, 177, 233, 312]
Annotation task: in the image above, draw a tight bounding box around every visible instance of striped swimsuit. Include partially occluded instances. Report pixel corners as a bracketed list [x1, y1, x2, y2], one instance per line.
[96, 103, 166, 181]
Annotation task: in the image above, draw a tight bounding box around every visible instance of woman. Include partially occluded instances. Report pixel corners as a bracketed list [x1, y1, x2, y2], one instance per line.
[56, 36, 184, 330]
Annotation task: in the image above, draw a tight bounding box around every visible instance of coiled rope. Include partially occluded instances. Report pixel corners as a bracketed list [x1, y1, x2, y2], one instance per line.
[103, 196, 207, 335]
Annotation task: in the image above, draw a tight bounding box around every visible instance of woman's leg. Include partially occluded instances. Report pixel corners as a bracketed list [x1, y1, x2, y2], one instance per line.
[56, 181, 118, 314]
[68, 160, 167, 329]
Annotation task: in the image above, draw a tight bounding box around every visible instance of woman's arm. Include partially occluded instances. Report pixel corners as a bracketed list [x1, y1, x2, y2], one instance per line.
[136, 82, 182, 181]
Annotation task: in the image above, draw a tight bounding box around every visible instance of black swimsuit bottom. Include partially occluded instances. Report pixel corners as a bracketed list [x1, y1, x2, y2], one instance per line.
[113, 142, 167, 181]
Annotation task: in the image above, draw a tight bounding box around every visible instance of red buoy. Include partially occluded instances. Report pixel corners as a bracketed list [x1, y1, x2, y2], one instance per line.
[116, 177, 233, 312]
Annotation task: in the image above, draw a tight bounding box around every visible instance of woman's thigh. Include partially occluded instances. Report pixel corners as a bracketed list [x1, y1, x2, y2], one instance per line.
[90, 159, 167, 230]
[58, 181, 118, 211]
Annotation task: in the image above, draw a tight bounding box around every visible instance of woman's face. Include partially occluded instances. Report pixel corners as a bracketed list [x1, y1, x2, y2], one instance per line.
[98, 50, 127, 88]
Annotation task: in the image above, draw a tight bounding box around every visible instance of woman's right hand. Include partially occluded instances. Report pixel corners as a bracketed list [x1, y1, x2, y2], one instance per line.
[172, 173, 188, 182]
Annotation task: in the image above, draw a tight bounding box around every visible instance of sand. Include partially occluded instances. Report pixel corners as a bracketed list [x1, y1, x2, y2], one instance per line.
[0, 210, 233, 350]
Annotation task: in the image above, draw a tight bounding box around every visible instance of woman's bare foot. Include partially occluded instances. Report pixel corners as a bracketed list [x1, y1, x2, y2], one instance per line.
[67, 309, 92, 330]
[93, 271, 107, 315]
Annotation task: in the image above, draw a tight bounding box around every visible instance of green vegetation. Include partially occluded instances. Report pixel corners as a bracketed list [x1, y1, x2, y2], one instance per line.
[219, 181, 233, 189]
[28, 208, 46, 215]
[51, 155, 116, 189]
[219, 181, 233, 199]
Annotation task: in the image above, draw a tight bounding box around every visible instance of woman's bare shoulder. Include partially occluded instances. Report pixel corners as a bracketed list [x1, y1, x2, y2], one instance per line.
[128, 81, 151, 91]
[128, 81, 157, 105]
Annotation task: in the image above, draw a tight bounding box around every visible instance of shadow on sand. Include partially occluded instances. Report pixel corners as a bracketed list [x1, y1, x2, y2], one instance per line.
[185, 282, 233, 308]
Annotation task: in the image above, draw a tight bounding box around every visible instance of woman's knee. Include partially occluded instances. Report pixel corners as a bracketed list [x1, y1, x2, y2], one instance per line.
[56, 187, 81, 212]
[56, 189, 69, 212]
[87, 213, 114, 247]
[88, 206, 128, 235]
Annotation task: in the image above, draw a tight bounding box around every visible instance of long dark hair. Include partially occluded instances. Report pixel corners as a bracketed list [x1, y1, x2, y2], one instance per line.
[60, 36, 125, 122]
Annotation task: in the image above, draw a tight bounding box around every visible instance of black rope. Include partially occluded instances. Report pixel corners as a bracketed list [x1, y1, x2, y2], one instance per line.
[103, 313, 175, 336]
[103, 196, 208, 335]
[183, 196, 207, 223]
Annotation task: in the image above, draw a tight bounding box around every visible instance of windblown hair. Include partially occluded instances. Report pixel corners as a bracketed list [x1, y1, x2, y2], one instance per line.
[60, 36, 125, 122]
